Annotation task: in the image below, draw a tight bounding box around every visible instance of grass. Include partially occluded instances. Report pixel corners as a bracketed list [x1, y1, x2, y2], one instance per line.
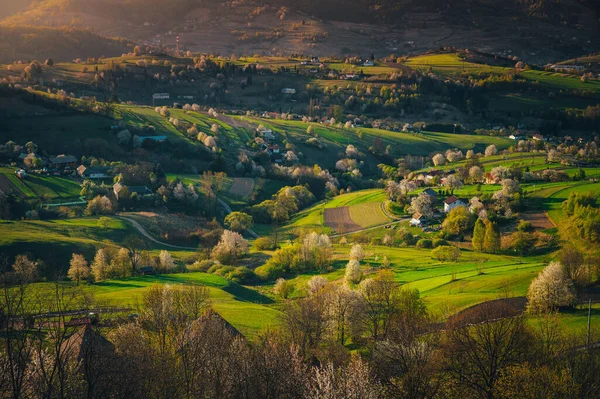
[89, 272, 281, 338]
[239, 117, 512, 169]
[348, 202, 391, 228]
[0, 217, 132, 271]
[285, 189, 389, 235]
[0, 167, 82, 200]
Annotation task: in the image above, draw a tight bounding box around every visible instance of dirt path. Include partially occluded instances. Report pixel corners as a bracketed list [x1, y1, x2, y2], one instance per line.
[380, 201, 402, 221]
[117, 216, 198, 250]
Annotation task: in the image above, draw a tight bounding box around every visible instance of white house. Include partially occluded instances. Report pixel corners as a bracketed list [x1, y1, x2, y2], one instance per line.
[257, 127, 275, 141]
[410, 213, 424, 227]
[444, 195, 467, 213]
[363, 60, 375, 67]
[281, 88, 296, 95]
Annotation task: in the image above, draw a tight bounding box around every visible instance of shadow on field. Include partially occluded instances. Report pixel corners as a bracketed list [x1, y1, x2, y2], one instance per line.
[223, 282, 274, 304]
[95, 281, 147, 289]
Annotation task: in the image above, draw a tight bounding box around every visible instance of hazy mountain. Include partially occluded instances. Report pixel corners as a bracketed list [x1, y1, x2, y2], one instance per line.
[0, 25, 134, 63]
[1, 0, 598, 63]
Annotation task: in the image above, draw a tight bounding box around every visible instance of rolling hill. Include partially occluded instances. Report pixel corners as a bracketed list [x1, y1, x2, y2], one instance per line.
[0, 25, 134, 63]
[0, 0, 598, 64]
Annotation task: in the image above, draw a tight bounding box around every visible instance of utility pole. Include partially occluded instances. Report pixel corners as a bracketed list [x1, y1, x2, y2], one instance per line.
[587, 299, 592, 349]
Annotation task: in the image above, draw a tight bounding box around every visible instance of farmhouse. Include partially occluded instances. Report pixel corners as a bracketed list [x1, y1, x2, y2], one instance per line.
[423, 188, 438, 199]
[15, 169, 27, 179]
[49, 155, 77, 169]
[268, 144, 280, 154]
[77, 165, 111, 179]
[113, 183, 152, 199]
[444, 195, 467, 213]
[410, 212, 425, 227]
[257, 127, 275, 141]
[61, 324, 115, 365]
[425, 170, 443, 184]
[550, 64, 583, 72]
[363, 60, 375, 67]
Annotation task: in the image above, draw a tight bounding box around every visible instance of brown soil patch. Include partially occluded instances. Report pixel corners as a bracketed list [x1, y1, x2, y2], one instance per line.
[520, 211, 555, 230]
[324, 207, 361, 234]
[228, 177, 255, 198]
[0, 175, 25, 198]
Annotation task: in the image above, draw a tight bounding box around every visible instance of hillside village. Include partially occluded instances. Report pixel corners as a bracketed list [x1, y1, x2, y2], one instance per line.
[1, 4, 600, 394]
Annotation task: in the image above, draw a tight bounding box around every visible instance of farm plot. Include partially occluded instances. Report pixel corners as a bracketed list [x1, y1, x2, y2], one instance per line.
[348, 202, 392, 228]
[324, 207, 360, 233]
[228, 177, 255, 198]
[0, 174, 26, 197]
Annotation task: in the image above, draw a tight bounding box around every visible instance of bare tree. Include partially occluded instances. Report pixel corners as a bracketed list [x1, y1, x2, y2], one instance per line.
[443, 302, 532, 399]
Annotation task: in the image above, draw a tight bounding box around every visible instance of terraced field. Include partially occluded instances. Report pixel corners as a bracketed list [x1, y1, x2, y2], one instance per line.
[290, 189, 392, 234]
[0, 167, 81, 200]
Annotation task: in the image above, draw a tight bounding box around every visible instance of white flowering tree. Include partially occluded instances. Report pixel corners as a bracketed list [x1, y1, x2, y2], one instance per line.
[211, 230, 249, 264]
[68, 253, 90, 285]
[159, 250, 175, 272]
[349, 244, 364, 261]
[484, 144, 498, 157]
[345, 259, 362, 284]
[307, 276, 329, 296]
[527, 262, 576, 313]
[432, 153, 446, 166]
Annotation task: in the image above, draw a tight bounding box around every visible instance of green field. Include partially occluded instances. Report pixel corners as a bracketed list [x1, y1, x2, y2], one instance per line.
[89, 273, 280, 338]
[0, 167, 82, 200]
[285, 189, 390, 235]
[0, 217, 131, 264]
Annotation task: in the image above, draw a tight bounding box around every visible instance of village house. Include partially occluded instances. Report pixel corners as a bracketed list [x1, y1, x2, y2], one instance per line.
[425, 170, 443, 184]
[257, 126, 275, 141]
[281, 88, 296, 95]
[113, 183, 152, 200]
[410, 212, 425, 227]
[423, 188, 438, 199]
[268, 144, 280, 154]
[363, 60, 375, 67]
[49, 155, 78, 169]
[444, 195, 467, 213]
[77, 165, 111, 179]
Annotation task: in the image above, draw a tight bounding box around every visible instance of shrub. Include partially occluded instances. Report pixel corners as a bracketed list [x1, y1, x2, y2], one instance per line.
[254, 236, 277, 251]
[187, 259, 215, 272]
[416, 239, 433, 249]
[517, 220, 533, 232]
[255, 262, 285, 281]
[225, 266, 255, 284]
[431, 245, 461, 262]
[273, 278, 294, 299]
[432, 238, 449, 248]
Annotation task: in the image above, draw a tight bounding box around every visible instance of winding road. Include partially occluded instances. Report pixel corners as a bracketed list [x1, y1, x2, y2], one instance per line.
[118, 195, 259, 249]
[117, 216, 198, 250]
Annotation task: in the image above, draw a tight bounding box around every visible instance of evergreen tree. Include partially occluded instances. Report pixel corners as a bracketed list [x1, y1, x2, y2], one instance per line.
[472, 218, 486, 251]
[483, 221, 501, 253]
